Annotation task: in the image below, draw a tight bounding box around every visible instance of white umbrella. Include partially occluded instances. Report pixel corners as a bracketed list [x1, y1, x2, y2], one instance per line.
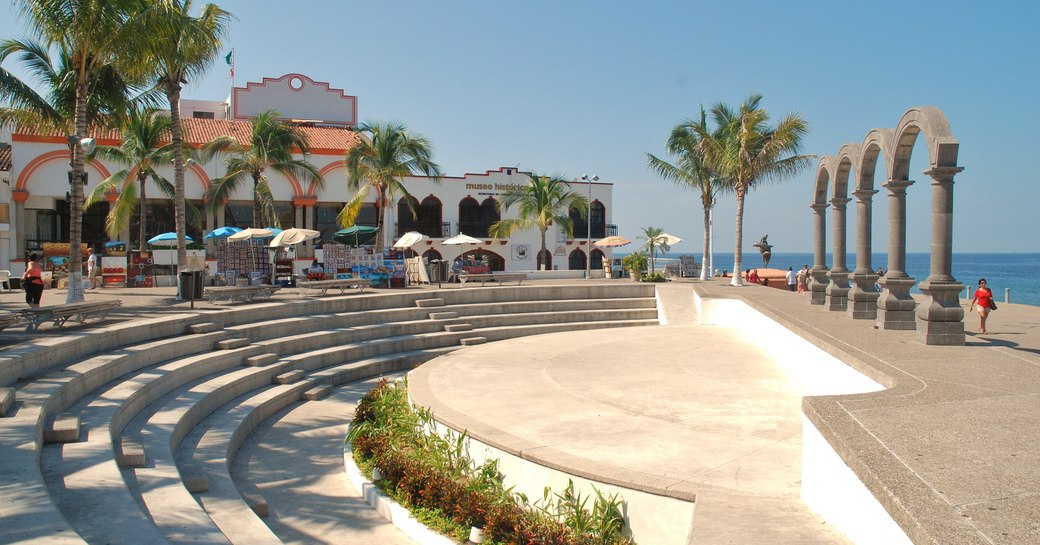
[228, 227, 275, 241]
[393, 231, 427, 249]
[269, 228, 320, 248]
[653, 233, 683, 246]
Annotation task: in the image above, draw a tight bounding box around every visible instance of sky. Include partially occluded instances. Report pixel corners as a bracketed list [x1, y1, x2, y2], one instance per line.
[3, 0, 1039, 254]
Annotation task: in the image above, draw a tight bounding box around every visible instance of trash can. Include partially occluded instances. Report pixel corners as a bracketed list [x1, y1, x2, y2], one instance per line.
[179, 269, 204, 301]
[429, 260, 448, 283]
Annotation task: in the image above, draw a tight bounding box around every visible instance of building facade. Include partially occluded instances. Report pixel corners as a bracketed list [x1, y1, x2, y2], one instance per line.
[1, 73, 616, 277]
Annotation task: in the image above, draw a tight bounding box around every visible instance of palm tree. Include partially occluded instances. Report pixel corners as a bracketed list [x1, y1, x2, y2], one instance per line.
[12, 0, 143, 302]
[140, 0, 232, 270]
[693, 94, 812, 286]
[84, 107, 200, 252]
[489, 174, 587, 271]
[640, 226, 671, 275]
[341, 121, 443, 252]
[203, 109, 322, 228]
[647, 107, 730, 280]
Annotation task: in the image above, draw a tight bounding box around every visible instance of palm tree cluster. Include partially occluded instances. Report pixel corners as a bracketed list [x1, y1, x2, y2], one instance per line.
[1, 0, 232, 302]
[1, 1, 447, 302]
[647, 94, 812, 285]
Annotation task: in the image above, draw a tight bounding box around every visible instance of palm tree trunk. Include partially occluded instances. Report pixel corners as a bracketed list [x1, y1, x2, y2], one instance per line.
[731, 187, 746, 287]
[168, 84, 187, 270]
[538, 227, 548, 270]
[252, 175, 261, 227]
[138, 173, 148, 252]
[701, 201, 711, 281]
[67, 77, 89, 303]
[375, 186, 386, 253]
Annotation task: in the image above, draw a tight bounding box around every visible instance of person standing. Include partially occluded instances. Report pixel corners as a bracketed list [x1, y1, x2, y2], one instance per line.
[86, 247, 100, 289]
[796, 266, 807, 294]
[785, 267, 797, 292]
[21, 253, 44, 308]
[969, 278, 994, 335]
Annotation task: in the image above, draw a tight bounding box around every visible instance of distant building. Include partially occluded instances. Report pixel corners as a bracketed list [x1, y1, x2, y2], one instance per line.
[2, 73, 616, 275]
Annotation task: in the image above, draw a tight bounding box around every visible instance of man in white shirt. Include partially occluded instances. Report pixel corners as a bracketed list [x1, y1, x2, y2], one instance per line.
[86, 248, 100, 289]
[785, 267, 797, 292]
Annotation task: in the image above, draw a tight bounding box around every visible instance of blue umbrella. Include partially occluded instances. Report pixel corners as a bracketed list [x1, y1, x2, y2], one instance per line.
[148, 232, 193, 247]
[204, 226, 243, 239]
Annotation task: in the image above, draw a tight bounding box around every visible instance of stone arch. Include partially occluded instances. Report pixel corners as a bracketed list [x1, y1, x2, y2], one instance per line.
[811, 156, 835, 207]
[856, 129, 895, 193]
[16, 150, 113, 191]
[892, 106, 959, 181]
[808, 156, 834, 306]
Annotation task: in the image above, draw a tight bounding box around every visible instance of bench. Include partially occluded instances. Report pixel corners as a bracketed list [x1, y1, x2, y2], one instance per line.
[0, 312, 22, 332]
[205, 285, 281, 304]
[19, 300, 123, 332]
[296, 278, 371, 296]
[458, 272, 528, 286]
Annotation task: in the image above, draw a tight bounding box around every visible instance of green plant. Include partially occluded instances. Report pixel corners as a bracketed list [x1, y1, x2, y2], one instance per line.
[640, 272, 666, 282]
[621, 252, 648, 274]
[347, 379, 635, 545]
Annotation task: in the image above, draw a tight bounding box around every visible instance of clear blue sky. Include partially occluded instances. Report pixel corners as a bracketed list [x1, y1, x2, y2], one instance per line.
[3, 0, 1038, 253]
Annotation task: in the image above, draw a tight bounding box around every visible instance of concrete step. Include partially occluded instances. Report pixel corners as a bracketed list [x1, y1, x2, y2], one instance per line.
[460, 337, 487, 346]
[217, 337, 250, 350]
[0, 387, 14, 417]
[180, 461, 209, 493]
[274, 370, 305, 384]
[44, 414, 81, 443]
[189, 322, 222, 334]
[240, 484, 269, 518]
[428, 311, 458, 320]
[244, 353, 279, 367]
[415, 298, 445, 308]
[444, 323, 473, 332]
[117, 436, 146, 468]
[303, 385, 332, 400]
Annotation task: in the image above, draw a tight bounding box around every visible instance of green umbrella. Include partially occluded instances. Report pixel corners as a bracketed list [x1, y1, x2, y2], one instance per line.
[333, 225, 379, 247]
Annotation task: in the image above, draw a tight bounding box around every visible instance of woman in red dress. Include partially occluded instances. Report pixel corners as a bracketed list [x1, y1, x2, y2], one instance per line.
[21, 253, 44, 308]
[969, 278, 994, 334]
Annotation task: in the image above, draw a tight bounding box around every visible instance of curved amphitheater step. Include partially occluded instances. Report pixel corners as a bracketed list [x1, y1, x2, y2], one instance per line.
[1, 283, 659, 544]
[232, 374, 418, 545]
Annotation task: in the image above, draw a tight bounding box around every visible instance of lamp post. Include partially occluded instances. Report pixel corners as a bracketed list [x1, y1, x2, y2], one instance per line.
[581, 174, 598, 279]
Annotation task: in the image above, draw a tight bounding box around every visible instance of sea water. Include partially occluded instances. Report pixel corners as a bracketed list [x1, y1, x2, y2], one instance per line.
[650, 252, 1040, 308]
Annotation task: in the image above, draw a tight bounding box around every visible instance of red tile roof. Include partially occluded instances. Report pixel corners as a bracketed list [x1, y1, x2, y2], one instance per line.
[13, 117, 361, 154]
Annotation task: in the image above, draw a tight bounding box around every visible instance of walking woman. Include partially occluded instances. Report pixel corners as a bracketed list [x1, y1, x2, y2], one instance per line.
[969, 278, 994, 334]
[21, 253, 44, 308]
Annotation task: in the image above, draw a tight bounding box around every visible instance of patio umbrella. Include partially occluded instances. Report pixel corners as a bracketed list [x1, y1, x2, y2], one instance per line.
[204, 226, 243, 239]
[393, 231, 427, 249]
[594, 235, 631, 248]
[269, 228, 320, 248]
[443, 233, 482, 246]
[653, 233, 683, 246]
[147, 232, 192, 247]
[333, 225, 379, 247]
[228, 227, 275, 241]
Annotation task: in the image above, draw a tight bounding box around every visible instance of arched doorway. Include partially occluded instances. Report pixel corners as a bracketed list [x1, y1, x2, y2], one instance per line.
[568, 249, 586, 270]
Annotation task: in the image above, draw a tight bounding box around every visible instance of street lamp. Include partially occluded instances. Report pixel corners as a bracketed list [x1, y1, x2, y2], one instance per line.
[581, 174, 598, 278]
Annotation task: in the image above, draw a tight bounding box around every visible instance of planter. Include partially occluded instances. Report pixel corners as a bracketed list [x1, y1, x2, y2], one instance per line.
[629, 270, 640, 281]
[468, 526, 485, 544]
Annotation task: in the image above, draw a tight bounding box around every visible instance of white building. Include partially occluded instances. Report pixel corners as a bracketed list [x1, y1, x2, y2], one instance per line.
[1, 73, 616, 278]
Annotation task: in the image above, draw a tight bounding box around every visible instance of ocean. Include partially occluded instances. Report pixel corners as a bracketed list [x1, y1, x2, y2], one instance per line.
[646, 252, 1040, 308]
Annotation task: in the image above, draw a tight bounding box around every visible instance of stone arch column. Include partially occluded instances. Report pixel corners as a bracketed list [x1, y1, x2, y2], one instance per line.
[847, 188, 881, 319]
[809, 203, 829, 305]
[916, 165, 965, 344]
[876, 178, 916, 330]
[826, 197, 851, 310]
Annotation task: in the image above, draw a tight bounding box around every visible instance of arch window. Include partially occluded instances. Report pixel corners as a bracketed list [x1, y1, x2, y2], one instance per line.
[568, 249, 587, 270]
[400, 195, 443, 238]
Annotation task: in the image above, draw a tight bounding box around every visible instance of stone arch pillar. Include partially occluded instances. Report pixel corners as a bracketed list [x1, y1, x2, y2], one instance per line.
[916, 165, 965, 344]
[826, 197, 851, 310]
[876, 179, 916, 330]
[809, 203, 829, 305]
[848, 188, 880, 319]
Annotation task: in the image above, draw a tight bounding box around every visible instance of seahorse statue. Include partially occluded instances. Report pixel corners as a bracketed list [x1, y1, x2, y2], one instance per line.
[752, 234, 773, 267]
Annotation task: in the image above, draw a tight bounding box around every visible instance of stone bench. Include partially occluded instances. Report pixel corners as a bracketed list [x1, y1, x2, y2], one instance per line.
[205, 285, 280, 304]
[458, 272, 528, 286]
[296, 278, 371, 296]
[20, 300, 123, 332]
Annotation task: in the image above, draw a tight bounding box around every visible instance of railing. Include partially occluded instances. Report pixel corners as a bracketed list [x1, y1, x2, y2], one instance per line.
[395, 222, 451, 238]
